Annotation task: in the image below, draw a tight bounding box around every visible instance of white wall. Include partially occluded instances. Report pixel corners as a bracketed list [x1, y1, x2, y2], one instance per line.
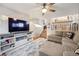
[30, 22, 43, 36]
[0, 16, 8, 34]
[0, 15, 43, 35]
[48, 14, 79, 35]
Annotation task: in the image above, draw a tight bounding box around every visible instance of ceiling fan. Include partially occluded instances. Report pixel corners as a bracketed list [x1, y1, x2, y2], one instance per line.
[42, 3, 56, 15]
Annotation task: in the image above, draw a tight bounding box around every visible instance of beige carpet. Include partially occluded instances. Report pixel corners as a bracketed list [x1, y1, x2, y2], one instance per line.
[39, 41, 63, 56]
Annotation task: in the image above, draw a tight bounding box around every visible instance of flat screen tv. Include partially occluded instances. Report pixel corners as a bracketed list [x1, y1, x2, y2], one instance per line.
[8, 18, 29, 32]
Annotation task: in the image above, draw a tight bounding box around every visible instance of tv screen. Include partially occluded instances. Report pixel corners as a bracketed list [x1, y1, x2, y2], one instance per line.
[8, 18, 29, 32]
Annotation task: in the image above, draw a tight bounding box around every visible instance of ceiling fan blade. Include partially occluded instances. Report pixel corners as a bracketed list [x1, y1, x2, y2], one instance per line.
[43, 3, 47, 8]
[49, 3, 55, 5]
[50, 9, 56, 12]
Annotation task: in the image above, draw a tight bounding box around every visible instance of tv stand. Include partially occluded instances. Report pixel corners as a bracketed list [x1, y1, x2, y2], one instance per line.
[0, 31, 47, 56]
[0, 31, 39, 56]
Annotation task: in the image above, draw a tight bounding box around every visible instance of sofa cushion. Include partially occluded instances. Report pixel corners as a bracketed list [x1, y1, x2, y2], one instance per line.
[55, 31, 63, 37]
[48, 35, 62, 43]
[62, 37, 78, 52]
[73, 32, 79, 44]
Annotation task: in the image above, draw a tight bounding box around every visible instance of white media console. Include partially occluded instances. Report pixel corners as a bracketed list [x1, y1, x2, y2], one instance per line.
[0, 31, 47, 56]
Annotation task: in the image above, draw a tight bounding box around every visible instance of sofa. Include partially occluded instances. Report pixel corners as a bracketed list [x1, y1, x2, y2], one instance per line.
[48, 31, 63, 44]
[62, 31, 79, 56]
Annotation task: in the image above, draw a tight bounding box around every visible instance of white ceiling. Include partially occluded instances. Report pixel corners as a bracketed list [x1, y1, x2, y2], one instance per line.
[0, 3, 79, 20]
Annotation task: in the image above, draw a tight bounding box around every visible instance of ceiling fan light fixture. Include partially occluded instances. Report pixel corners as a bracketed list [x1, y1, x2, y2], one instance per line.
[42, 8, 47, 13]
